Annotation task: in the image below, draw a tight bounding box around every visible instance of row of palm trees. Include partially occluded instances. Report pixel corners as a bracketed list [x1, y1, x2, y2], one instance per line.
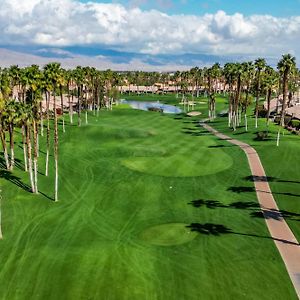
[0, 63, 120, 204]
[122, 55, 298, 132]
[0, 55, 298, 239]
[0, 55, 298, 193]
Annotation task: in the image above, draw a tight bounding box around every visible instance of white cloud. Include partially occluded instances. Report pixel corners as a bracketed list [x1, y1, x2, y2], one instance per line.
[0, 0, 300, 58]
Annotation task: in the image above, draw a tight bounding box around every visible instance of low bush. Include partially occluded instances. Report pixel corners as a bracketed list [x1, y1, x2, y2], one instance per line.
[148, 107, 163, 113]
[289, 119, 300, 129]
[255, 131, 269, 141]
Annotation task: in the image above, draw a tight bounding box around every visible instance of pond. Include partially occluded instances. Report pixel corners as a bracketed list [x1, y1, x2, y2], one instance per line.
[121, 100, 182, 114]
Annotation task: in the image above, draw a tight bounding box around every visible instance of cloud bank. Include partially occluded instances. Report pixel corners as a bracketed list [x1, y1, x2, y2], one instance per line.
[0, 0, 299, 58]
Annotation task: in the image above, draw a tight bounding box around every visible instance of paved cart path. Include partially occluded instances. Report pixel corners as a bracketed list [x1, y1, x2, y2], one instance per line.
[202, 123, 300, 299]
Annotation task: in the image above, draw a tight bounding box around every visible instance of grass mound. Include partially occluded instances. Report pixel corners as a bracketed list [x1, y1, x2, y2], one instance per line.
[139, 223, 198, 246]
[122, 149, 233, 177]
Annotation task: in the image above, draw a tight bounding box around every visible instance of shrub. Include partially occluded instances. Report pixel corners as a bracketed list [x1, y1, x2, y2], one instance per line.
[274, 115, 292, 124]
[290, 119, 300, 129]
[255, 131, 269, 141]
[148, 107, 163, 113]
[256, 106, 267, 117]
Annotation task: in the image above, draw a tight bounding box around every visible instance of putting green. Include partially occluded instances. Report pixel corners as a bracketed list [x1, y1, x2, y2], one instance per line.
[122, 149, 233, 177]
[140, 223, 198, 246]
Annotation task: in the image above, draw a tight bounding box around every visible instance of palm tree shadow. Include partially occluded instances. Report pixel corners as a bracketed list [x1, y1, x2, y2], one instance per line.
[0, 154, 25, 171]
[244, 175, 300, 185]
[228, 186, 300, 198]
[188, 199, 300, 222]
[189, 199, 227, 209]
[0, 170, 31, 192]
[187, 223, 299, 246]
[0, 169, 54, 201]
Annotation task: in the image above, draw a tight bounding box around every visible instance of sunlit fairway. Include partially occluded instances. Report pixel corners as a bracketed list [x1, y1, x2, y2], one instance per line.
[0, 99, 298, 299]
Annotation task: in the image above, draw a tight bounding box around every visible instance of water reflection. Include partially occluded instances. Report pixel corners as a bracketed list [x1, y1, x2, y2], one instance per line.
[122, 100, 182, 114]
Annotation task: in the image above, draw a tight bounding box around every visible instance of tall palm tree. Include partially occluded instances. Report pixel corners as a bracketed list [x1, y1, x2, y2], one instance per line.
[263, 66, 279, 125]
[58, 68, 67, 133]
[0, 68, 12, 170]
[241, 61, 254, 131]
[24, 105, 35, 193]
[26, 65, 43, 193]
[277, 54, 297, 127]
[73, 66, 84, 126]
[44, 62, 62, 201]
[254, 58, 266, 128]
[223, 62, 236, 127]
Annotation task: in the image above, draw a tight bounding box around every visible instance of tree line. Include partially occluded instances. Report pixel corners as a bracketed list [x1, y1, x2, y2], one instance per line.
[0, 54, 299, 239]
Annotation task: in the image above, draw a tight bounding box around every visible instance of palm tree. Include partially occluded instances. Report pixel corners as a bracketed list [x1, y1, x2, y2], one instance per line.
[206, 64, 221, 120]
[254, 58, 266, 128]
[0, 68, 11, 170]
[241, 61, 255, 131]
[26, 65, 43, 193]
[263, 66, 279, 125]
[24, 105, 35, 193]
[73, 66, 84, 126]
[223, 63, 236, 127]
[277, 54, 297, 127]
[44, 62, 62, 201]
[3, 100, 19, 170]
[58, 68, 67, 133]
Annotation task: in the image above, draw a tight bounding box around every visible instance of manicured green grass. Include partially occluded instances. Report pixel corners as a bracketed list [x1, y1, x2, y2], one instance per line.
[212, 112, 300, 243]
[0, 103, 297, 299]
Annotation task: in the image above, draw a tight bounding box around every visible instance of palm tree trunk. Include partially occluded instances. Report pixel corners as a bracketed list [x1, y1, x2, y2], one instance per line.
[26, 125, 35, 193]
[33, 120, 38, 194]
[276, 129, 281, 146]
[22, 125, 28, 172]
[78, 86, 81, 127]
[245, 114, 248, 131]
[0, 127, 10, 170]
[68, 84, 72, 124]
[60, 85, 65, 133]
[255, 70, 261, 128]
[266, 89, 272, 125]
[45, 91, 50, 176]
[70, 92, 74, 124]
[8, 124, 14, 171]
[280, 71, 288, 127]
[40, 101, 44, 137]
[54, 91, 59, 201]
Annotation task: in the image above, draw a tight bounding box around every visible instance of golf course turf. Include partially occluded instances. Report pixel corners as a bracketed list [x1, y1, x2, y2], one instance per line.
[0, 96, 298, 299]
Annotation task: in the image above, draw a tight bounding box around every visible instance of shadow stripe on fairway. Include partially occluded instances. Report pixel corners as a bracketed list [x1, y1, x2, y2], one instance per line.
[201, 122, 300, 299]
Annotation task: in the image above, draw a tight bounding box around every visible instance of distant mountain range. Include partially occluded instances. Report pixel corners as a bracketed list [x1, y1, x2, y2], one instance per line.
[0, 46, 278, 71]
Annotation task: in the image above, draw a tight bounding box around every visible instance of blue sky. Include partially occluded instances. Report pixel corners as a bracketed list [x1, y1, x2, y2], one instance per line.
[0, 0, 299, 70]
[82, 0, 300, 17]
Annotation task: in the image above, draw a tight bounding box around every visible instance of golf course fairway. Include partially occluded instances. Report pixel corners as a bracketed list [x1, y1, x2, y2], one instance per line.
[0, 106, 297, 299]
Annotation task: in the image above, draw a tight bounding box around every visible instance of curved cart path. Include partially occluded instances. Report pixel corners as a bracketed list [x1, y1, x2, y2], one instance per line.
[202, 123, 300, 298]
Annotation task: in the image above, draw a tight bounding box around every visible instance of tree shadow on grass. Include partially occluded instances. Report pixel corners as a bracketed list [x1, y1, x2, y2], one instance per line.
[0, 170, 31, 192]
[208, 145, 235, 148]
[188, 199, 300, 222]
[0, 169, 54, 201]
[186, 223, 299, 246]
[228, 186, 300, 198]
[227, 186, 255, 193]
[0, 154, 25, 172]
[182, 130, 211, 136]
[189, 199, 227, 209]
[244, 175, 300, 185]
[251, 209, 300, 221]
[233, 131, 247, 135]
